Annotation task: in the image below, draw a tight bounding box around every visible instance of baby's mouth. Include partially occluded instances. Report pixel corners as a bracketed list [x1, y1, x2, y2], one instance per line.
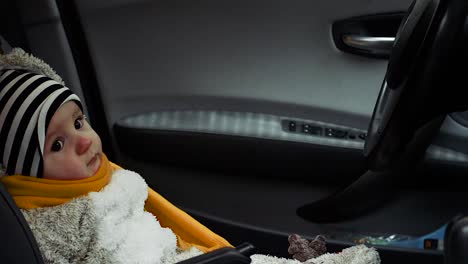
[87, 153, 100, 167]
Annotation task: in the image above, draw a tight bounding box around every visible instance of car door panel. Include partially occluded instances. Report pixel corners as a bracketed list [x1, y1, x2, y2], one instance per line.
[73, 0, 411, 125]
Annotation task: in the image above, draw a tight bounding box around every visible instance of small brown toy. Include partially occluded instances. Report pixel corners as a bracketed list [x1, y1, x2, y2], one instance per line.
[288, 234, 327, 262]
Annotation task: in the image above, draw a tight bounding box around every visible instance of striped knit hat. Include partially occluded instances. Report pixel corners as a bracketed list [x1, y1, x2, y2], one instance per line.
[0, 48, 82, 177]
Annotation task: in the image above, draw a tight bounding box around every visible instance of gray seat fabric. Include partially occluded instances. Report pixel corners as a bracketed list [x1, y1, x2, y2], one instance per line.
[0, 182, 44, 263]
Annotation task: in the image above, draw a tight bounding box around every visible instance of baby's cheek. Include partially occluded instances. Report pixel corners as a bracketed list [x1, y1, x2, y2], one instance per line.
[73, 161, 90, 179]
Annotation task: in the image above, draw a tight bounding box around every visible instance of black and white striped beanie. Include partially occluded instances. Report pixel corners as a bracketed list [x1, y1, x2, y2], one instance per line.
[0, 48, 82, 177]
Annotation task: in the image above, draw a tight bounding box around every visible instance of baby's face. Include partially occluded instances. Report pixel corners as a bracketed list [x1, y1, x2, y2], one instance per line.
[42, 101, 102, 180]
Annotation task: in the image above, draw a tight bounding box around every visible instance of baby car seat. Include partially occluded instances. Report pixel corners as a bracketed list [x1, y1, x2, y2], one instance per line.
[0, 181, 255, 264]
[0, 181, 44, 263]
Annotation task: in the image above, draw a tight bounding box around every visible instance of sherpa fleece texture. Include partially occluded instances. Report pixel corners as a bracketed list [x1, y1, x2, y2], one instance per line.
[21, 169, 195, 264]
[0, 48, 63, 84]
[251, 245, 380, 264]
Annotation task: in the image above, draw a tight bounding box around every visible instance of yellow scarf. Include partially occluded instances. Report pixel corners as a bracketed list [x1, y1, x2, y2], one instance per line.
[0, 154, 231, 252]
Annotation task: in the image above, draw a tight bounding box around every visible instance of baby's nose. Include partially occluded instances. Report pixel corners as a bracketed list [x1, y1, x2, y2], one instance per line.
[76, 136, 92, 155]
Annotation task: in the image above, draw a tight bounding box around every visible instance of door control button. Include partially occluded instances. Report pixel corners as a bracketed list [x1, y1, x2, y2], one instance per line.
[308, 126, 322, 135]
[288, 121, 297, 132]
[302, 124, 322, 135]
[359, 133, 367, 140]
[326, 128, 348, 138]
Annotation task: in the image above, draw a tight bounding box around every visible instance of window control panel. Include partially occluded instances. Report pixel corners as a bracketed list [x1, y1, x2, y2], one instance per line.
[282, 119, 366, 141]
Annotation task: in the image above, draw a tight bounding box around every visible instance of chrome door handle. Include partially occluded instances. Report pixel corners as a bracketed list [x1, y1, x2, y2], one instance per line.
[342, 35, 395, 56]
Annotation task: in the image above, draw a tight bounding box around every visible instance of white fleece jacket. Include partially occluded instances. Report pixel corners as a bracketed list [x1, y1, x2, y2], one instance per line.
[21, 169, 380, 264]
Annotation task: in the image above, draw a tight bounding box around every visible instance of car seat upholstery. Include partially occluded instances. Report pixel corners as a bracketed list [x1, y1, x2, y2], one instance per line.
[0, 182, 44, 263]
[0, 34, 44, 263]
[0, 178, 255, 264]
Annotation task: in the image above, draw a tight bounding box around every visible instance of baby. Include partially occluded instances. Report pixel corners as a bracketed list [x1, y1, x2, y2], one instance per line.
[0, 48, 231, 263]
[0, 49, 380, 264]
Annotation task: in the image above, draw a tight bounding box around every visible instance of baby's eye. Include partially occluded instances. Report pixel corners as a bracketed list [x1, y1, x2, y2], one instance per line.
[74, 115, 85, 129]
[51, 140, 64, 152]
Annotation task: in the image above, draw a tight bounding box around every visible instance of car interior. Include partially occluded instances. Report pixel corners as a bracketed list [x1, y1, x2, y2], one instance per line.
[2, 0, 468, 263]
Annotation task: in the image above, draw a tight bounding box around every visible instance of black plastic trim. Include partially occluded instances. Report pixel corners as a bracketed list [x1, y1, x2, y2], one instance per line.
[114, 124, 366, 183]
[114, 122, 468, 189]
[188, 209, 444, 264]
[177, 244, 254, 264]
[55, 0, 116, 161]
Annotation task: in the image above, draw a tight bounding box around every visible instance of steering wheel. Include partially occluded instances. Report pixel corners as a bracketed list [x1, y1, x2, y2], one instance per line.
[298, 0, 468, 222]
[365, 0, 468, 169]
